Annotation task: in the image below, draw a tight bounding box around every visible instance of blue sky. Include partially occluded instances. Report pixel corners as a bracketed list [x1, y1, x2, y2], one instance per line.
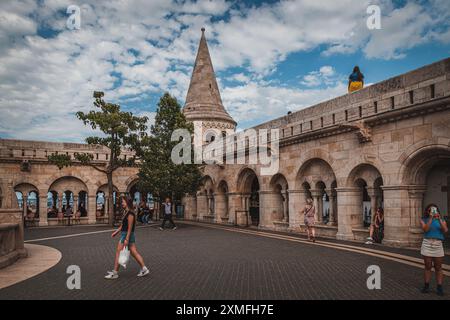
[0, 0, 449, 142]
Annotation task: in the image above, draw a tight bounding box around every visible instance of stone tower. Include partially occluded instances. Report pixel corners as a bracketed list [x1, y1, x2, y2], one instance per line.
[183, 28, 236, 144]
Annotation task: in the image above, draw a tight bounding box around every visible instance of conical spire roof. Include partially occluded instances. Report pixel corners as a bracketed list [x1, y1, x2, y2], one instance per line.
[183, 28, 236, 127]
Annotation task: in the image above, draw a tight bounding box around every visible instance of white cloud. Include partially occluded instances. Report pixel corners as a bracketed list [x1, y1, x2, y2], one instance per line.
[0, 0, 449, 143]
[300, 66, 341, 88]
[226, 73, 251, 84]
[364, 2, 433, 59]
[222, 81, 348, 128]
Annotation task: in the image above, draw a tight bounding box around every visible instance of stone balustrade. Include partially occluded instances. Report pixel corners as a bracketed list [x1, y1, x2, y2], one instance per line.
[0, 208, 27, 269]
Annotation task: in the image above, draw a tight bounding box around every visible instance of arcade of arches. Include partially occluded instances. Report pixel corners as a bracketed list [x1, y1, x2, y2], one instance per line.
[183, 144, 450, 248]
[0, 150, 145, 226]
[10, 174, 153, 226]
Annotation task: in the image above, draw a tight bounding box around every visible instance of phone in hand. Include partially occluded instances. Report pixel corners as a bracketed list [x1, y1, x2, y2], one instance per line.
[431, 207, 439, 219]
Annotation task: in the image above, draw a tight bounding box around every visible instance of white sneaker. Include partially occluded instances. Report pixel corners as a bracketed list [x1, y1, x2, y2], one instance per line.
[172, 227, 177, 230]
[104, 270, 119, 280]
[137, 267, 150, 277]
[366, 237, 373, 241]
[365, 240, 373, 245]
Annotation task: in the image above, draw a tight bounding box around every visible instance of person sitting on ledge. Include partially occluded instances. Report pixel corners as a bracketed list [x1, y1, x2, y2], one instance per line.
[365, 208, 384, 245]
[348, 66, 364, 93]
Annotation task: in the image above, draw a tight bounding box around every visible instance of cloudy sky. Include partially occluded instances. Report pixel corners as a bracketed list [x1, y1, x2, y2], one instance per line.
[1, 0, 450, 142]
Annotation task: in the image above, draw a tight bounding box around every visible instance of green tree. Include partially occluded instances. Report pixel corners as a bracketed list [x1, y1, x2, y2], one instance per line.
[137, 93, 202, 210]
[48, 91, 148, 225]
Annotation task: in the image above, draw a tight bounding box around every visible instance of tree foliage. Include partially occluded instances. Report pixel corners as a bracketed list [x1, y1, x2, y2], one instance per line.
[48, 91, 148, 225]
[136, 93, 202, 201]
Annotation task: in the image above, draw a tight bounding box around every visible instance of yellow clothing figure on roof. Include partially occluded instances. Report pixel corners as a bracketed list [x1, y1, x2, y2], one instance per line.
[348, 66, 365, 93]
[349, 81, 363, 93]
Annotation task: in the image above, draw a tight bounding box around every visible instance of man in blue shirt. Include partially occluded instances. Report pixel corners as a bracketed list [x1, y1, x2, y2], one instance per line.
[159, 197, 177, 230]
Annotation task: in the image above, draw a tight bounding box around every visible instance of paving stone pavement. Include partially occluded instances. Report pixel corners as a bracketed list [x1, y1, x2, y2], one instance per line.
[0, 223, 448, 300]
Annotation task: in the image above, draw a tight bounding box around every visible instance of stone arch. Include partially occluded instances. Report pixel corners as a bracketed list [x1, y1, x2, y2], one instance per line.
[296, 158, 337, 190]
[236, 168, 260, 193]
[48, 176, 88, 194]
[14, 182, 39, 194]
[204, 129, 217, 143]
[125, 175, 140, 193]
[346, 163, 383, 189]
[42, 171, 95, 195]
[47, 176, 89, 218]
[200, 175, 215, 193]
[217, 180, 228, 194]
[346, 163, 384, 228]
[96, 184, 120, 218]
[97, 184, 119, 194]
[296, 158, 337, 224]
[236, 167, 260, 226]
[398, 144, 450, 234]
[294, 149, 335, 184]
[14, 182, 40, 220]
[399, 144, 450, 185]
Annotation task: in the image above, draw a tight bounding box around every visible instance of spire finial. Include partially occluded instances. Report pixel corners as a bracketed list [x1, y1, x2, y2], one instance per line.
[201, 27, 205, 33]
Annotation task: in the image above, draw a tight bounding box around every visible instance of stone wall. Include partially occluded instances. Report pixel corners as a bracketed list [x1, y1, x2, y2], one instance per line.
[0, 186, 26, 269]
[0, 140, 139, 226]
[185, 58, 450, 248]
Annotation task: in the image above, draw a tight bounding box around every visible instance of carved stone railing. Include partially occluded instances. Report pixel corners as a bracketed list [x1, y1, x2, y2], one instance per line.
[0, 208, 27, 269]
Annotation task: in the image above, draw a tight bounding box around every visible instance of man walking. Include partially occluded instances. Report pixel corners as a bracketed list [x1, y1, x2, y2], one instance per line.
[159, 197, 177, 230]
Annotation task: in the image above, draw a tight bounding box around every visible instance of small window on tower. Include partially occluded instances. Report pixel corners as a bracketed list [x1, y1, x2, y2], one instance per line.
[205, 131, 216, 144]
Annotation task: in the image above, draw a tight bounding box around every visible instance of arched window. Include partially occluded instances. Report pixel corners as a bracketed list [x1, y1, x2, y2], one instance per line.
[205, 131, 216, 144]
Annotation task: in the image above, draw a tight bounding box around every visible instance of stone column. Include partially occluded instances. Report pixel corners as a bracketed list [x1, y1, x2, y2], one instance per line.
[226, 192, 241, 225]
[336, 187, 361, 240]
[382, 185, 411, 247]
[58, 195, 63, 213]
[1, 181, 16, 209]
[104, 196, 110, 219]
[326, 189, 337, 226]
[88, 195, 97, 224]
[282, 191, 288, 223]
[207, 194, 214, 216]
[22, 194, 28, 217]
[407, 185, 427, 247]
[310, 189, 322, 224]
[240, 194, 251, 226]
[215, 193, 226, 223]
[367, 187, 378, 226]
[38, 194, 48, 226]
[196, 193, 207, 220]
[183, 194, 197, 220]
[73, 195, 78, 214]
[257, 191, 273, 227]
[288, 189, 307, 229]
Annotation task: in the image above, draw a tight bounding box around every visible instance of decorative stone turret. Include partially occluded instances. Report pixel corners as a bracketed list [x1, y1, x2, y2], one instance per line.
[183, 28, 236, 143]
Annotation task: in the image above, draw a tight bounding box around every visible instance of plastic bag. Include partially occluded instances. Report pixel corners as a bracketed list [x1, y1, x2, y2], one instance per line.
[118, 246, 130, 268]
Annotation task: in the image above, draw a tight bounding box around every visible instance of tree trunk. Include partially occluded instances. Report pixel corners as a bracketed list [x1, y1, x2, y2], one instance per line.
[107, 171, 114, 226]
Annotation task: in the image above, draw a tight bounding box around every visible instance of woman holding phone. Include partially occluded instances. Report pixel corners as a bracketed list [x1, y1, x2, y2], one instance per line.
[420, 204, 448, 296]
[104, 196, 149, 280]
